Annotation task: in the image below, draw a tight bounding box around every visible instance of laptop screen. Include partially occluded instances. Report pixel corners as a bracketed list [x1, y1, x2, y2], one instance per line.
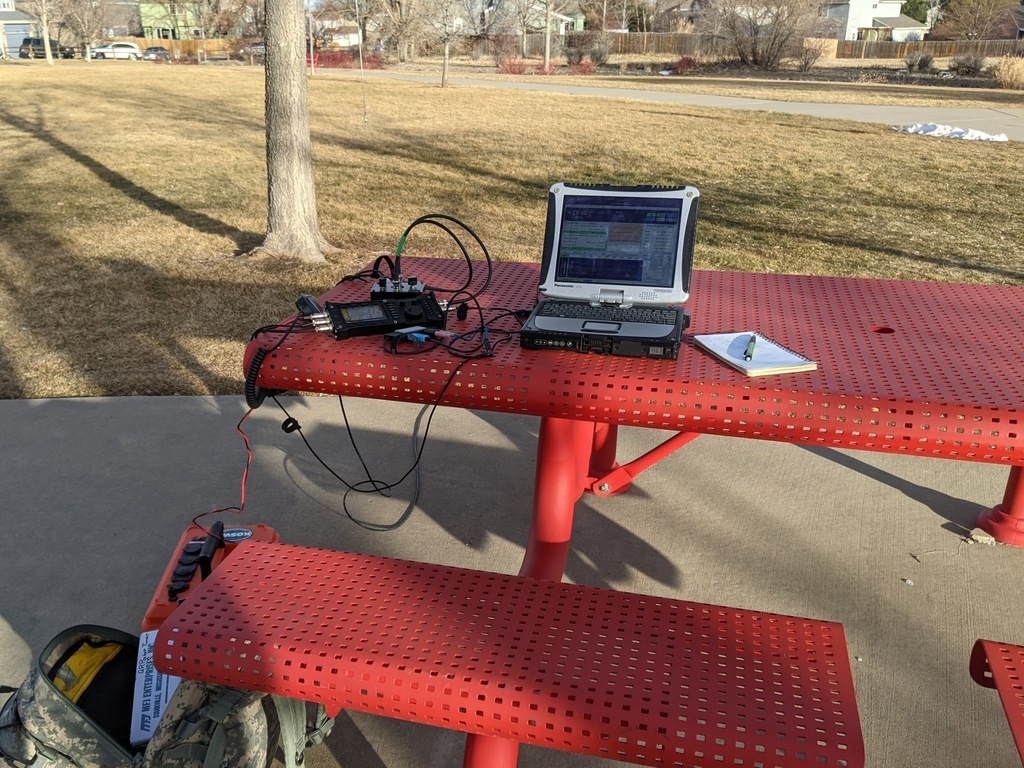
[538, 183, 699, 306]
[557, 194, 682, 287]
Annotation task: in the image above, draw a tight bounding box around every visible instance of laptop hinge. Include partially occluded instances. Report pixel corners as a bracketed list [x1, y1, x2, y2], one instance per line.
[593, 289, 629, 308]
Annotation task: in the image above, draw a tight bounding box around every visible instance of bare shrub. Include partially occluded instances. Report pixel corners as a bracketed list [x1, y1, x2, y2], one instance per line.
[565, 47, 584, 65]
[795, 45, 822, 72]
[489, 34, 519, 66]
[317, 51, 354, 68]
[697, 0, 824, 70]
[993, 55, 1024, 89]
[588, 43, 609, 66]
[497, 58, 528, 74]
[948, 52, 985, 76]
[673, 56, 698, 73]
[905, 51, 934, 72]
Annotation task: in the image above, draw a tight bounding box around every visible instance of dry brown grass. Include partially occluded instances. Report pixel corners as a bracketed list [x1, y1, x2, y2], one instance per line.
[405, 55, 1024, 108]
[993, 56, 1024, 90]
[0, 61, 1021, 398]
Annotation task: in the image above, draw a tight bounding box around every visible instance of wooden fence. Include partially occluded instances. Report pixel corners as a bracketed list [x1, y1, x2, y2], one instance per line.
[517, 32, 727, 58]
[107, 36, 236, 58]
[520, 32, 1023, 61]
[110, 33, 1024, 63]
[836, 38, 1024, 59]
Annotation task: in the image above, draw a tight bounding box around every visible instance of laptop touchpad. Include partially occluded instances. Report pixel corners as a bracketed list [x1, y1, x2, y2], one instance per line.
[583, 321, 621, 333]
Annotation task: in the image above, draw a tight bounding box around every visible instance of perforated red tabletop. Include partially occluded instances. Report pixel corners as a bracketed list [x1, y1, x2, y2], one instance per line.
[155, 542, 864, 768]
[247, 258, 1024, 465]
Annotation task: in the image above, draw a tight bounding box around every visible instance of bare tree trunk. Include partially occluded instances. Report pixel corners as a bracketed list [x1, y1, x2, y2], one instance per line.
[441, 39, 450, 87]
[544, 3, 552, 69]
[40, 4, 55, 66]
[254, 0, 336, 261]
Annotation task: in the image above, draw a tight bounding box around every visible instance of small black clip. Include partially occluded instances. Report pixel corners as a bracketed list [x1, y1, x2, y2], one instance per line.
[281, 417, 301, 433]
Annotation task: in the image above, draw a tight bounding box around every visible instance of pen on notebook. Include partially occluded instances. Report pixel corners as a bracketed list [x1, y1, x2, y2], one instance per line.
[743, 334, 757, 361]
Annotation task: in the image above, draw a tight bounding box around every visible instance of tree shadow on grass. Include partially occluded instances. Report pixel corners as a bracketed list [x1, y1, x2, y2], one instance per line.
[0, 185, 319, 397]
[0, 106, 262, 253]
[310, 126, 550, 208]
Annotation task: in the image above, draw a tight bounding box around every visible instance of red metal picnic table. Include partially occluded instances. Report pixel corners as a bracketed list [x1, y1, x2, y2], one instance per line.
[246, 256, 1024, 561]
[239, 256, 1024, 766]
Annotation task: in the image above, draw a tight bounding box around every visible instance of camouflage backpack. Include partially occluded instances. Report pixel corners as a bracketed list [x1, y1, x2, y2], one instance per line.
[141, 679, 334, 768]
[0, 625, 139, 768]
[1, 626, 333, 768]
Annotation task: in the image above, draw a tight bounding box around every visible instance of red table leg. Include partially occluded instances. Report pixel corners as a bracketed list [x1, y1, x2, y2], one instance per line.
[462, 417, 593, 767]
[518, 416, 592, 581]
[588, 422, 627, 492]
[461, 730, 520, 768]
[977, 466, 1024, 546]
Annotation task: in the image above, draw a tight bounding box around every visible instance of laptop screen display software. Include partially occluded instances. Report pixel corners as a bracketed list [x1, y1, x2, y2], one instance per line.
[555, 194, 683, 290]
[538, 183, 698, 307]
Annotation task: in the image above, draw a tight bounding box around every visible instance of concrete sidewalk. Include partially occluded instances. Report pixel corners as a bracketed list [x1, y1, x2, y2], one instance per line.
[344, 70, 1024, 142]
[1, 395, 1023, 767]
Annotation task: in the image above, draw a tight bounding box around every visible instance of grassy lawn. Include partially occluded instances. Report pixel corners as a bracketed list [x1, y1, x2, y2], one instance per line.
[0, 61, 1020, 399]
[398, 56, 1024, 109]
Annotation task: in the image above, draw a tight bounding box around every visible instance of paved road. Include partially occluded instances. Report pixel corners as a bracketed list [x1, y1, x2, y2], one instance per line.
[344, 70, 1024, 142]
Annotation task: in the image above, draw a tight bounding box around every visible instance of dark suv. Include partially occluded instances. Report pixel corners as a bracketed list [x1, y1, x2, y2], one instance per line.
[19, 38, 76, 59]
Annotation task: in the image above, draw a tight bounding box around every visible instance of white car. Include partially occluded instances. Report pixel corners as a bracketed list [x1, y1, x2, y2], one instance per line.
[90, 42, 142, 60]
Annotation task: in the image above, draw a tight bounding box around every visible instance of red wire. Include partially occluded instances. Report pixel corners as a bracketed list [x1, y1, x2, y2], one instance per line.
[190, 408, 255, 539]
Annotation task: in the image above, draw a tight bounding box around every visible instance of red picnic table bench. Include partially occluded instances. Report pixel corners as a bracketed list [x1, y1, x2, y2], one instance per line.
[972, 639, 1024, 766]
[152, 257, 1024, 767]
[155, 541, 863, 768]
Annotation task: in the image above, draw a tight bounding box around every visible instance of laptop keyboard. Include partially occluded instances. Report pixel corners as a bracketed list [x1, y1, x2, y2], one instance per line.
[538, 301, 678, 325]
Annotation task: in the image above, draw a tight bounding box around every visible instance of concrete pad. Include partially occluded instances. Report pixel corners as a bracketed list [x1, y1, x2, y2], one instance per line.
[1, 395, 1022, 767]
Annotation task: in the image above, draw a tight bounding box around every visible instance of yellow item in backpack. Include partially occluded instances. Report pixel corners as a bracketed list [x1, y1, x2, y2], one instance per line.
[51, 641, 123, 704]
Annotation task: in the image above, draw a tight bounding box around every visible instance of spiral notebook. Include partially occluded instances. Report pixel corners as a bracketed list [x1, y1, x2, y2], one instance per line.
[694, 331, 817, 376]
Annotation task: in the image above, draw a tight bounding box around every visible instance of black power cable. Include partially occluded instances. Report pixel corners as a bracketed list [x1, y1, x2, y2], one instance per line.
[241, 213, 522, 532]
[270, 356, 472, 531]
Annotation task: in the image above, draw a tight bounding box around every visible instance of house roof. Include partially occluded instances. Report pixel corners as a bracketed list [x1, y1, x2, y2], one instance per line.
[0, 9, 34, 21]
[659, 0, 696, 13]
[989, 4, 1024, 36]
[871, 13, 927, 29]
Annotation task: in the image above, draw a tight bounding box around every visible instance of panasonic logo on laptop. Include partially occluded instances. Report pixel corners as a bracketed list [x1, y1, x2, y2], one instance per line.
[553, 283, 575, 288]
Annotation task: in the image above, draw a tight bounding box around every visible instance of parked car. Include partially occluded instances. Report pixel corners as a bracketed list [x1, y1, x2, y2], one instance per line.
[235, 41, 265, 62]
[19, 38, 76, 59]
[89, 42, 142, 60]
[143, 46, 170, 61]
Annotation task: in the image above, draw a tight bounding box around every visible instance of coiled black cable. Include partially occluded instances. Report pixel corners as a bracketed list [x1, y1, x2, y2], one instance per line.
[244, 316, 300, 408]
